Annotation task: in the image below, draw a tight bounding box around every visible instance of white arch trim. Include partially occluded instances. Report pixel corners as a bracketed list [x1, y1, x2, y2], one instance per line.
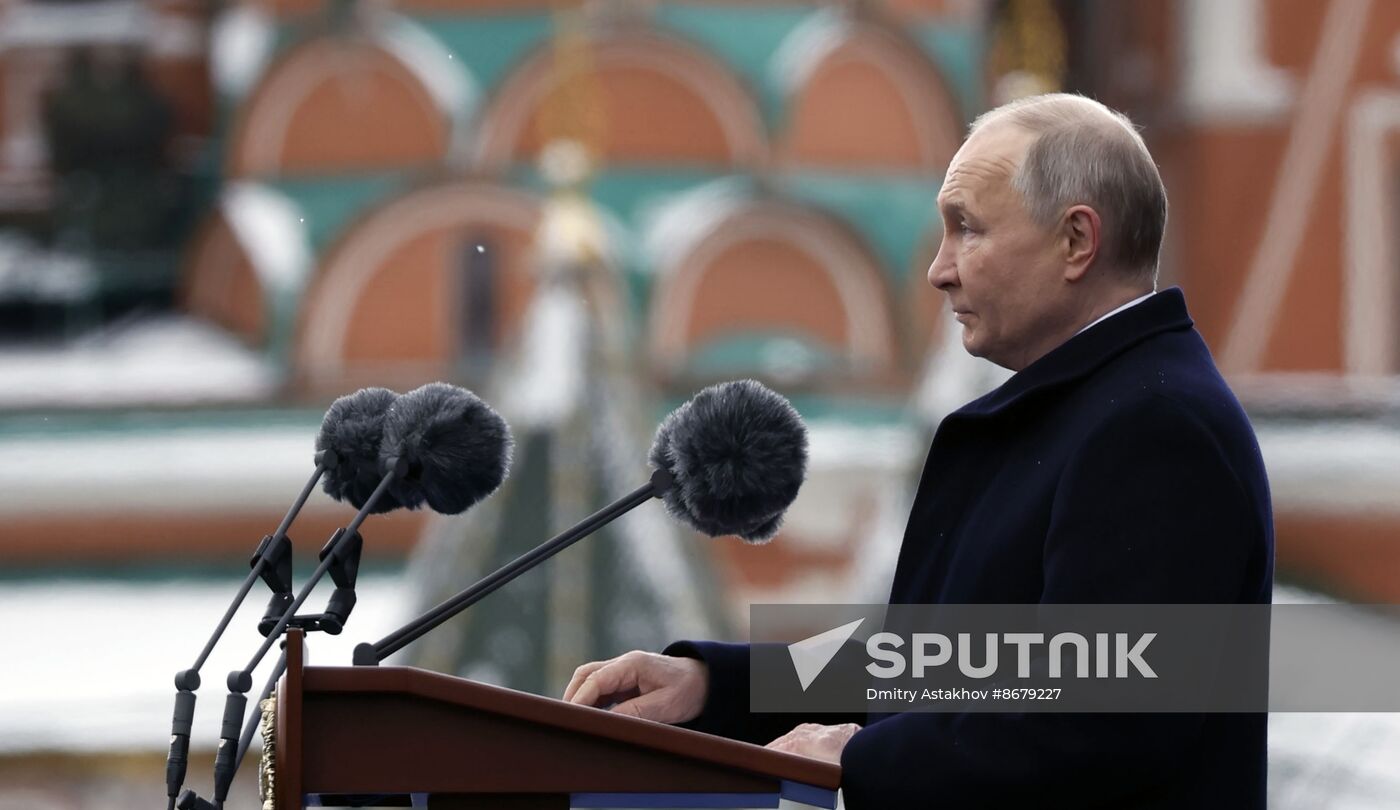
[219, 181, 312, 300]
[380, 16, 478, 134]
[211, 4, 276, 99]
[639, 177, 753, 274]
[771, 8, 850, 95]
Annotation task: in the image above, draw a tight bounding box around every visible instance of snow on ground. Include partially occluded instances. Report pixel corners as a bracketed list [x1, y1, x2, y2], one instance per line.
[1268, 586, 1400, 808]
[0, 421, 329, 514]
[0, 315, 277, 409]
[1269, 710, 1400, 809]
[0, 572, 412, 753]
[1256, 421, 1400, 516]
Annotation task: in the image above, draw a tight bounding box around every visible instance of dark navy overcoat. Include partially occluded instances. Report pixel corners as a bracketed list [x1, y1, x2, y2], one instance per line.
[666, 288, 1275, 809]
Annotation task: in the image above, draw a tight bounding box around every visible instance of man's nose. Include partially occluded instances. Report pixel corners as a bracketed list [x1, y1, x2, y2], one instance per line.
[927, 243, 957, 290]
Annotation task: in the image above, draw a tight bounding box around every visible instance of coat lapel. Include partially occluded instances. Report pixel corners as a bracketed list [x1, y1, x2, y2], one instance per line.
[953, 286, 1195, 419]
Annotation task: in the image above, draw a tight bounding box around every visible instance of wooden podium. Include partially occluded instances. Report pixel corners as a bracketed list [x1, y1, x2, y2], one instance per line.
[267, 630, 841, 809]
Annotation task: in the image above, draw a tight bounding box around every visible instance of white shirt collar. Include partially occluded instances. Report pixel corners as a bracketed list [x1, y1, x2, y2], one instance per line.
[1074, 290, 1156, 337]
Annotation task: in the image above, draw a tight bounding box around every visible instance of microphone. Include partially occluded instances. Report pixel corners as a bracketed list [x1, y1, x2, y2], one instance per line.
[381, 381, 514, 514]
[649, 377, 807, 543]
[197, 382, 514, 810]
[316, 386, 406, 512]
[353, 378, 807, 665]
[279, 387, 411, 637]
[163, 387, 400, 810]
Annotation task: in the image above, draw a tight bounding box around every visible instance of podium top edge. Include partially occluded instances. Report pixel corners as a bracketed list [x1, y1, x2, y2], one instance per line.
[299, 663, 842, 790]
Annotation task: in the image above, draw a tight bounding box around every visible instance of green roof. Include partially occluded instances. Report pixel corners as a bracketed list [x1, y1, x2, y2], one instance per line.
[0, 407, 325, 439]
[652, 3, 813, 129]
[912, 22, 983, 118]
[407, 12, 555, 94]
[269, 172, 415, 255]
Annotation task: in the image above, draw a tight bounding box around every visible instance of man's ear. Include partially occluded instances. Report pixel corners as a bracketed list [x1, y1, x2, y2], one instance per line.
[1061, 204, 1101, 281]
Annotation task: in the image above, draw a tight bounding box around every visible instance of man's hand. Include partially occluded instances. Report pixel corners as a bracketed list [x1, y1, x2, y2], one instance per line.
[765, 723, 862, 764]
[562, 650, 708, 724]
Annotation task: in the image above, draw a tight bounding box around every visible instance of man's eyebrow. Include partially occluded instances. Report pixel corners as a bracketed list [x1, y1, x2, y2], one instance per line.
[939, 199, 970, 219]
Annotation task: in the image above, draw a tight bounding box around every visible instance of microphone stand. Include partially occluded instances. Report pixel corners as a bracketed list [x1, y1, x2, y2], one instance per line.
[180, 461, 404, 810]
[162, 450, 337, 810]
[352, 468, 672, 666]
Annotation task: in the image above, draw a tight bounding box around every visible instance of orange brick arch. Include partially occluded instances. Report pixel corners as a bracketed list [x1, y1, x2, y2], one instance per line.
[475, 29, 767, 169]
[226, 37, 453, 177]
[647, 199, 902, 382]
[779, 17, 964, 173]
[294, 182, 544, 391]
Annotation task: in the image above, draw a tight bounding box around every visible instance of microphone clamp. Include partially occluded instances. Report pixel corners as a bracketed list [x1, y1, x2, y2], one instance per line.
[177, 788, 217, 810]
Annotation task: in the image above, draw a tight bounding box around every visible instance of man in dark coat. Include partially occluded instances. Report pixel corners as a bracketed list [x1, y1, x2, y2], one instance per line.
[564, 93, 1274, 808]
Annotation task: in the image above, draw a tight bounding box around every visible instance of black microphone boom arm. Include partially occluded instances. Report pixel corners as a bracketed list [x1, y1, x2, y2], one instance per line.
[352, 468, 673, 666]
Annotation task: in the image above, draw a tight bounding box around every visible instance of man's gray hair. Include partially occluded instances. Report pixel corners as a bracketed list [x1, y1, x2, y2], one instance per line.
[971, 93, 1167, 278]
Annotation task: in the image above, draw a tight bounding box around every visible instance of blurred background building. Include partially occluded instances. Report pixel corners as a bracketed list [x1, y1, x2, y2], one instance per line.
[0, 0, 1397, 808]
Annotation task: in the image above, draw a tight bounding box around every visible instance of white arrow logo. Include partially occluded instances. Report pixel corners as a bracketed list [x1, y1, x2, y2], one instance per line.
[788, 618, 865, 691]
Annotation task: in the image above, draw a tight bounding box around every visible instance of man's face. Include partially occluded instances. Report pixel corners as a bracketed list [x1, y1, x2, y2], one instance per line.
[927, 123, 1069, 371]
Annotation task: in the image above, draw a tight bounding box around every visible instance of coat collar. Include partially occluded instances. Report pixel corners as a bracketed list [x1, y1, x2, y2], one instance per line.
[953, 286, 1194, 419]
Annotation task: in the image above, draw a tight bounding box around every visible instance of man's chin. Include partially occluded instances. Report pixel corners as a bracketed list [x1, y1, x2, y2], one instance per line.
[960, 329, 983, 357]
[961, 332, 1014, 370]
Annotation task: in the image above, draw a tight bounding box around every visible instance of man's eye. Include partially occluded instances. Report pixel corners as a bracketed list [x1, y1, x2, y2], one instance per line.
[959, 221, 976, 234]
